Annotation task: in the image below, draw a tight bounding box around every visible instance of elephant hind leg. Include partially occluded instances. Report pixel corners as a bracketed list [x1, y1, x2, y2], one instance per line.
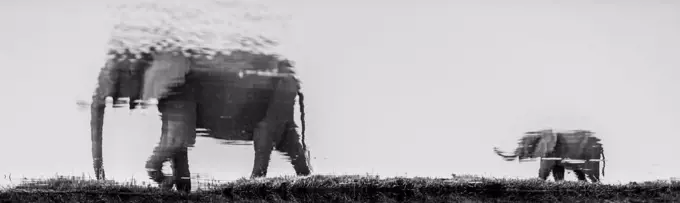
[586, 173, 599, 183]
[251, 121, 276, 179]
[573, 170, 587, 182]
[171, 147, 191, 193]
[538, 160, 556, 181]
[588, 162, 601, 183]
[274, 125, 311, 176]
[552, 164, 565, 182]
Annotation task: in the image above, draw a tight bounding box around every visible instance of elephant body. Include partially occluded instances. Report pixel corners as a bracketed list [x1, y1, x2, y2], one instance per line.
[90, 50, 312, 192]
[494, 129, 605, 183]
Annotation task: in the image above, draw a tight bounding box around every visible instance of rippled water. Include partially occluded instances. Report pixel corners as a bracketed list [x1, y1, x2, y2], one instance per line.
[3, 0, 680, 191]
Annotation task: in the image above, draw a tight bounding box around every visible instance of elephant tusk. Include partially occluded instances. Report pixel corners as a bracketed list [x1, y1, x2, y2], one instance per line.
[113, 97, 131, 108]
[561, 159, 587, 164]
[518, 158, 536, 162]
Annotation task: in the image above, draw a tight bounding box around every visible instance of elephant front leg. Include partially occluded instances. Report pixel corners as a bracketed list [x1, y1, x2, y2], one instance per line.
[538, 160, 557, 180]
[171, 147, 191, 193]
[144, 149, 174, 190]
[251, 121, 276, 178]
[145, 100, 196, 190]
[275, 126, 311, 176]
[552, 164, 565, 182]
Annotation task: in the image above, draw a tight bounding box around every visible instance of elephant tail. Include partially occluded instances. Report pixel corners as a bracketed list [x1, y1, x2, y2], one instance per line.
[601, 147, 605, 177]
[297, 90, 313, 172]
[297, 91, 307, 152]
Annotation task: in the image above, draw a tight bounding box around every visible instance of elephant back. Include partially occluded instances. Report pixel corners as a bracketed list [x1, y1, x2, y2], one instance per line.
[556, 131, 602, 160]
[185, 53, 297, 141]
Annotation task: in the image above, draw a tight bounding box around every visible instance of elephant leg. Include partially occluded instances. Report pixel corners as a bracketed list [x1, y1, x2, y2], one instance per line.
[274, 125, 311, 176]
[586, 172, 600, 183]
[251, 121, 276, 178]
[573, 170, 587, 182]
[552, 164, 565, 182]
[588, 162, 601, 183]
[171, 147, 191, 193]
[538, 160, 556, 180]
[145, 100, 196, 189]
[250, 76, 300, 178]
[145, 151, 174, 190]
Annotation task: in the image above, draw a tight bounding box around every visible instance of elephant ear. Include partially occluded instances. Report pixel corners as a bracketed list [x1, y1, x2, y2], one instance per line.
[532, 130, 557, 157]
[142, 51, 192, 101]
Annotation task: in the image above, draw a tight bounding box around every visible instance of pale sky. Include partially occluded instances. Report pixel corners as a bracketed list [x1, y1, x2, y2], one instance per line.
[0, 0, 679, 188]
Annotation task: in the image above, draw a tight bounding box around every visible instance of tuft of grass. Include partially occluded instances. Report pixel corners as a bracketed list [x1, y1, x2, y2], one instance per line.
[1, 174, 679, 202]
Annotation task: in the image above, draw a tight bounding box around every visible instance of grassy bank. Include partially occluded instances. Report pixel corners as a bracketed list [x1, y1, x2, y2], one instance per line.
[1, 174, 678, 202]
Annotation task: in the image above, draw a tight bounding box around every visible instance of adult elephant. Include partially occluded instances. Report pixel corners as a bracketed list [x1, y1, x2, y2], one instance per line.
[493, 129, 605, 183]
[89, 49, 312, 192]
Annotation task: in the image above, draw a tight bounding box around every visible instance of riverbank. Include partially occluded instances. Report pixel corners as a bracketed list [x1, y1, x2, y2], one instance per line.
[1, 174, 677, 202]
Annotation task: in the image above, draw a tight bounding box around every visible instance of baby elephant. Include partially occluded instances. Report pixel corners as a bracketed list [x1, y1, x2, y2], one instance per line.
[494, 129, 605, 182]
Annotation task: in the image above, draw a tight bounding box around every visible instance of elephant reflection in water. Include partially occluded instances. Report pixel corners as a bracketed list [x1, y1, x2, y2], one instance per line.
[89, 50, 312, 192]
[494, 129, 605, 182]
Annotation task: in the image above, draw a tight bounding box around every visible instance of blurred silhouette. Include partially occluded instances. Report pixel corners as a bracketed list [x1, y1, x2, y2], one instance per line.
[494, 129, 605, 182]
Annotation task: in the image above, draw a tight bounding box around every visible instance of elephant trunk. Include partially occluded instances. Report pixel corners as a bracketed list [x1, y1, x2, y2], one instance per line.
[91, 100, 106, 180]
[90, 60, 119, 180]
[493, 147, 519, 161]
[601, 148, 606, 177]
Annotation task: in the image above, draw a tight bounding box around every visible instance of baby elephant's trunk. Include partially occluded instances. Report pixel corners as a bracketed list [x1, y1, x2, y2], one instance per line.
[493, 147, 518, 161]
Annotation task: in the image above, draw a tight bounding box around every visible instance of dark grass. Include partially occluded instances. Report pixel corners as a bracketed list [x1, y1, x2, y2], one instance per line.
[1, 174, 678, 203]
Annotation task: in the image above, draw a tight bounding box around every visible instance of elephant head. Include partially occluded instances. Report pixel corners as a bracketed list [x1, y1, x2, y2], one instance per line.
[494, 129, 558, 162]
[89, 50, 154, 180]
